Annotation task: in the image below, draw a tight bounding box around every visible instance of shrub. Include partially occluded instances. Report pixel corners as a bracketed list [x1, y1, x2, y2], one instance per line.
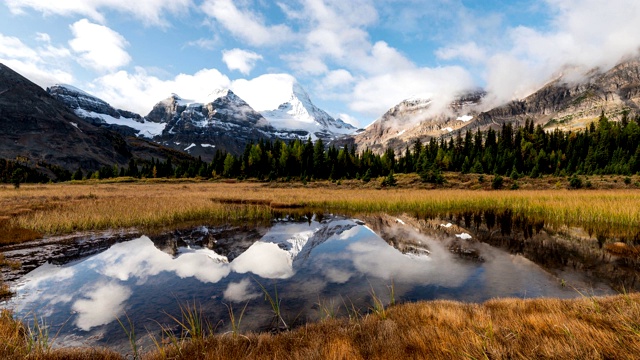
[381, 171, 397, 187]
[569, 175, 583, 189]
[420, 164, 445, 184]
[492, 175, 504, 190]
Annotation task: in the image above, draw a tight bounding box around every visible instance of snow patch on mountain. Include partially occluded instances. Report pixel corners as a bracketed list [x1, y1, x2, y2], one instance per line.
[74, 109, 166, 138]
[457, 115, 473, 122]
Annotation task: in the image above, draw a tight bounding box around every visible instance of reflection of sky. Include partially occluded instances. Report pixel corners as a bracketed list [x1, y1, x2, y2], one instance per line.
[5, 215, 612, 349]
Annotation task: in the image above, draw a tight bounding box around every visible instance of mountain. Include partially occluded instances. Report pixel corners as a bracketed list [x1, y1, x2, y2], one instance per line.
[354, 91, 485, 154]
[354, 56, 640, 154]
[256, 80, 358, 142]
[0, 63, 134, 176]
[0, 63, 195, 179]
[473, 57, 640, 131]
[48, 84, 160, 138]
[145, 90, 295, 159]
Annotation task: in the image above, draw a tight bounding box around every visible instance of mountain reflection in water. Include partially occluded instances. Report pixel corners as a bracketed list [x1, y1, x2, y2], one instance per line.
[3, 214, 619, 351]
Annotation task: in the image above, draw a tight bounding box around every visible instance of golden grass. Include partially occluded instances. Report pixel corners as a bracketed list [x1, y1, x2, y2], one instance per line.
[0, 309, 122, 360]
[0, 182, 639, 240]
[1, 294, 639, 359]
[144, 293, 640, 359]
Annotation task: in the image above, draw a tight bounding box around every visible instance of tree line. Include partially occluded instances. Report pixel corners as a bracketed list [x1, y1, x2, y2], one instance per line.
[3, 111, 640, 186]
[208, 111, 640, 182]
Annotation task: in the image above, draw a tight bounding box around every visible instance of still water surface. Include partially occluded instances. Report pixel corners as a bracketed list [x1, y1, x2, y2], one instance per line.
[3, 213, 622, 351]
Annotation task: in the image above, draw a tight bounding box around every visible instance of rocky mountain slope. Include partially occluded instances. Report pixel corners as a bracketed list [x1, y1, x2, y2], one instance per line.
[0, 63, 194, 178]
[355, 91, 485, 154]
[0, 63, 134, 175]
[474, 57, 640, 131]
[355, 56, 640, 154]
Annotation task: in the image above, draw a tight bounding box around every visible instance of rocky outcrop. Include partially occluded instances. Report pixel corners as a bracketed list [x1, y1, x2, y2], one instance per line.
[48, 84, 143, 137]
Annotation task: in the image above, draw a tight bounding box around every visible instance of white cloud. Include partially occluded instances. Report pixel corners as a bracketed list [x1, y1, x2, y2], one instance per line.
[5, 0, 192, 27]
[90, 67, 231, 115]
[359, 41, 414, 75]
[0, 33, 73, 86]
[201, 0, 293, 46]
[0, 34, 38, 59]
[351, 66, 474, 117]
[230, 241, 294, 279]
[222, 48, 263, 75]
[223, 278, 261, 302]
[337, 113, 360, 127]
[436, 41, 488, 63]
[34, 32, 50, 43]
[321, 69, 354, 89]
[231, 73, 298, 111]
[185, 37, 218, 50]
[436, 0, 640, 107]
[69, 19, 131, 72]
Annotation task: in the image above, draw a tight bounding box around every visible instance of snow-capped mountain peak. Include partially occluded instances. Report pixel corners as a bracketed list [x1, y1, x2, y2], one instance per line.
[260, 79, 357, 140]
[206, 88, 231, 103]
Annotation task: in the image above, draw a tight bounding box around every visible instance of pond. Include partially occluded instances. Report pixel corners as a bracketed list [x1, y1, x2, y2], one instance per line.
[1, 212, 636, 353]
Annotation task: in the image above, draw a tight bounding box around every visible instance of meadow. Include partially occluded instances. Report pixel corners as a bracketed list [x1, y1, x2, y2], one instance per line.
[0, 176, 639, 242]
[0, 177, 639, 359]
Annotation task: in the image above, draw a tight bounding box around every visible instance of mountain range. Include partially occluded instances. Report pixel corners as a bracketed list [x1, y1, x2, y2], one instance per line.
[1, 55, 639, 177]
[48, 77, 357, 161]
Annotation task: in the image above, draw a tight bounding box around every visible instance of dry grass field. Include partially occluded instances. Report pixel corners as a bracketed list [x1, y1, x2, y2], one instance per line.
[0, 178, 639, 243]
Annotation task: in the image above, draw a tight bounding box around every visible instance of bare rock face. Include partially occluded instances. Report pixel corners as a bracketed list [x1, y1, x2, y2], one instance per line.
[48, 84, 143, 136]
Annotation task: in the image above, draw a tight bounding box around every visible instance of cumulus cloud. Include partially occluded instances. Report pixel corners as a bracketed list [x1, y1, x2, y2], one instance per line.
[222, 48, 263, 75]
[201, 0, 293, 46]
[231, 73, 298, 111]
[351, 66, 475, 118]
[5, 0, 192, 27]
[320, 69, 354, 90]
[69, 19, 131, 72]
[90, 67, 231, 115]
[0, 33, 73, 86]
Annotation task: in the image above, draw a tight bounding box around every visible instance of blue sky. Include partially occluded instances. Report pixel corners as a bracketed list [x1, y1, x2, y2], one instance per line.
[1, 0, 639, 127]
